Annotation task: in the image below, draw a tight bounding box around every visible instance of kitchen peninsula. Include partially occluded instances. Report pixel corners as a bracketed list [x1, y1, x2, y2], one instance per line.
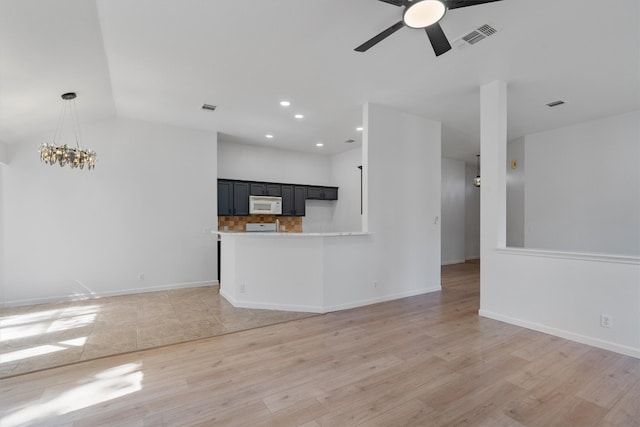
[218, 231, 374, 313]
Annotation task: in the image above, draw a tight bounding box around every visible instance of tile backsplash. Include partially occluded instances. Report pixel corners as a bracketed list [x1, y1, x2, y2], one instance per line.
[218, 215, 302, 232]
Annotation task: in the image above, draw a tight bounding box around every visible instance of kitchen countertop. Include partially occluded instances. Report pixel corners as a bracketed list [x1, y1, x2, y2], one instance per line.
[216, 231, 371, 237]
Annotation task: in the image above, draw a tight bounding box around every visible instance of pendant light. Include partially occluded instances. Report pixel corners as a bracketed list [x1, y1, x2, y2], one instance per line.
[39, 92, 96, 170]
[473, 154, 481, 188]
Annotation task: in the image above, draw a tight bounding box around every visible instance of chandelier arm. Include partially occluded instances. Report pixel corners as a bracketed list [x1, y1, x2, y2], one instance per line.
[52, 100, 66, 145]
[70, 98, 83, 150]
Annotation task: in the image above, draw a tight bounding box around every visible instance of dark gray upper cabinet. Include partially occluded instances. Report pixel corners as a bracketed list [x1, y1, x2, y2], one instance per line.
[250, 182, 266, 196]
[218, 180, 249, 216]
[306, 186, 338, 200]
[281, 185, 307, 216]
[266, 183, 282, 196]
[293, 186, 307, 215]
[217, 180, 233, 216]
[323, 187, 338, 200]
[218, 179, 336, 217]
[232, 182, 249, 215]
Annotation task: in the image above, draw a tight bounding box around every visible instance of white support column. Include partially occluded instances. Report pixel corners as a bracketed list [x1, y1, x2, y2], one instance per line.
[480, 81, 507, 310]
[480, 81, 507, 251]
[0, 141, 8, 165]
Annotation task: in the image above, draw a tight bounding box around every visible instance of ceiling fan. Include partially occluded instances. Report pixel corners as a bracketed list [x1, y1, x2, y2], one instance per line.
[355, 0, 503, 57]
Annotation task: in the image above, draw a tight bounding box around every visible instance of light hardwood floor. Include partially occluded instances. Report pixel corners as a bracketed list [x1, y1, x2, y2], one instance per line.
[1, 262, 639, 426]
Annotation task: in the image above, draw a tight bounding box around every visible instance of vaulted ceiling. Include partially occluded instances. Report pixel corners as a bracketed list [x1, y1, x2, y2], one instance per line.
[1, 0, 638, 161]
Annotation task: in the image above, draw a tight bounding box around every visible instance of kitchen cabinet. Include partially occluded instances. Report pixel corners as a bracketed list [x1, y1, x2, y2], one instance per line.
[306, 186, 338, 200]
[266, 183, 282, 196]
[218, 179, 335, 217]
[249, 182, 281, 196]
[218, 180, 249, 216]
[281, 185, 307, 216]
[249, 183, 266, 196]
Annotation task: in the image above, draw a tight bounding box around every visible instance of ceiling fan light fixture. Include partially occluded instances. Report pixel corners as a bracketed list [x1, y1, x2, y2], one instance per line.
[403, 0, 446, 29]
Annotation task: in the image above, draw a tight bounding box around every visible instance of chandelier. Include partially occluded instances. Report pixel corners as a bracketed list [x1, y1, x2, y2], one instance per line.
[39, 92, 96, 170]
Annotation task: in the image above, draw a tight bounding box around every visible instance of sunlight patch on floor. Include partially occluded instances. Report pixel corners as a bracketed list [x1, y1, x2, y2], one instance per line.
[0, 306, 99, 341]
[0, 345, 67, 364]
[0, 362, 143, 427]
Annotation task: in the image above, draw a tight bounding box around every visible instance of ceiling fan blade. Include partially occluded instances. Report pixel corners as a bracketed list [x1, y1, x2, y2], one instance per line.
[445, 0, 502, 10]
[377, 0, 405, 6]
[425, 22, 452, 56]
[355, 21, 404, 52]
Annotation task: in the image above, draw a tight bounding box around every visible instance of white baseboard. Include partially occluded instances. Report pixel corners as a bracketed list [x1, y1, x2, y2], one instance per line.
[323, 287, 441, 313]
[220, 286, 441, 314]
[219, 289, 323, 313]
[479, 309, 640, 359]
[2, 280, 218, 308]
[441, 259, 466, 266]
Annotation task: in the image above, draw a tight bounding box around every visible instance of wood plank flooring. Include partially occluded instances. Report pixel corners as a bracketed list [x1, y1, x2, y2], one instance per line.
[1, 262, 639, 426]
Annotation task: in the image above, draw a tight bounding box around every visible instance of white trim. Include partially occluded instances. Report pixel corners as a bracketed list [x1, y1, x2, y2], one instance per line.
[441, 259, 466, 266]
[323, 287, 441, 313]
[479, 309, 640, 360]
[465, 256, 480, 262]
[217, 231, 372, 238]
[2, 280, 218, 308]
[220, 286, 441, 314]
[220, 289, 323, 313]
[497, 247, 640, 265]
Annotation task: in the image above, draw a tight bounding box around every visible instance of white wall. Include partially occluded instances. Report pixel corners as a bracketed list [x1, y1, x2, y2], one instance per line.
[364, 103, 441, 295]
[330, 147, 362, 232]
[217, 140, 362, 233]
[506, 137, 525, 247]
[464, 163, 480, 260]
[480, 82, 640, 359]
[2, 118, 218, 306]
[0, 141, 8, 164]
[524, 111, 640, 256]
[217, 140, 331, 184]
[0, 164, 5, 304]
[441, 158, 465, 265]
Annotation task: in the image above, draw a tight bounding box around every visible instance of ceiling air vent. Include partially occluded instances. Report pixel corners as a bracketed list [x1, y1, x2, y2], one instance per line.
[344, 139, 355, 144]
[453, 24, 498, 49]
[202, 104, 217, 111]
[546, 100, 565, 107]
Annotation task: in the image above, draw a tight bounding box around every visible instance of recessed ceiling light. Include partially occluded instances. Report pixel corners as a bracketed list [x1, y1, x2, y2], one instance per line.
[295, 114, 304, 119]
[280, 101, 290, 107]
[356, 126, 363, 131]
[265, 134, 274, 139]
[316, 142, 324, 147]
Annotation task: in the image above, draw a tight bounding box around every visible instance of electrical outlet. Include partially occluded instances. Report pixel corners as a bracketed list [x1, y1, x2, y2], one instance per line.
[240, 283, 246, 293]
[139, 273, 145, 281]
[374, 281, 378, 288]
[600, 314, 613, 328]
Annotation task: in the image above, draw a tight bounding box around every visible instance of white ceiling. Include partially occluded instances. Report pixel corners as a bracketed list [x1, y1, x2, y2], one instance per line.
[1, 0, 638, 163]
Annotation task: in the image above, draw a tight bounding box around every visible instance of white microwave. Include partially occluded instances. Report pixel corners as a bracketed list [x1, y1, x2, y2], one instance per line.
[249, 195, 282, 215]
